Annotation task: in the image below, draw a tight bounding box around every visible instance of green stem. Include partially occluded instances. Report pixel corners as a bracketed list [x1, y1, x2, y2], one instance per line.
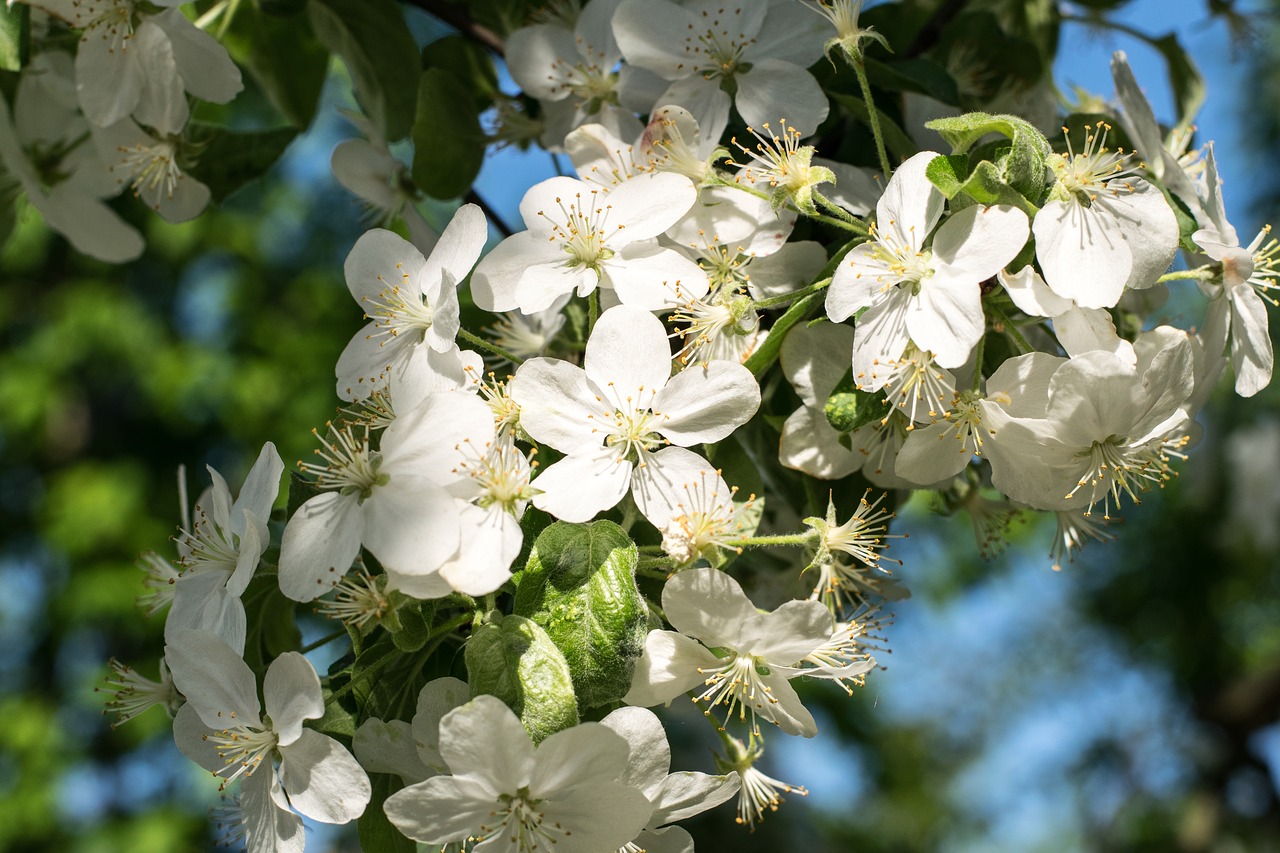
[814, 192, 870, 233]
[215, 0, 242, 40]
[1158, 267, 1214, 282]
[723, 532, 817, 549]
[637, 556, 681, 574]
[853, 58, 893, 180]
[298, 629, 347, 655]
[457, 327, 523, 365]
[753, 277, 832, 311]
[743, 289, 826, 377]
[588, 289, 599, 335]
[812, 212, 868, 233]
[971, 330, 987, 392]
[986, 303, 1034, 355]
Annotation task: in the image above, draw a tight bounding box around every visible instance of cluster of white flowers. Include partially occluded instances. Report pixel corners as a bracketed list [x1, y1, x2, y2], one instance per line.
[1, 0, 243, 258]
[69, 0, 1279, 850]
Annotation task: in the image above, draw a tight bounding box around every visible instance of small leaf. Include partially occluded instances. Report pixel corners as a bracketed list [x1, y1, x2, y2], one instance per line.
[925, 112, 1051, 205]
[260, 588, 302, 657]
[390, 601, 436, 652]
[285, 471, 323, 521]
[466, 613, 578, 742]
[308, 0, 420, 140]
[185, 124, 298, 204]
[0, 3, 28, 72]
[513, 521, 647, 709]
[412, 69, 487, 200]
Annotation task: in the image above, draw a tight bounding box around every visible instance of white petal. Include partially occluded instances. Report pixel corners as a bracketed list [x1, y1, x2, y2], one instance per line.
[1033, 199, 1132, 310]
[734, 58, 829, 137]
[649, 771, 740, 826]
[601, 706, 672, 796]
[605, 243, 709, 310]
[906, 276, 984, 368]
[998, 265, 1073, 317]
[439, 695, 535, 790]
[737, 600, 831, 662]
[343, 228, 426, 307]
[352, 718, 431, 783]
[278, 492, 363, 602]
[362, 475, 460, 574]
[240, 766, 306, 853]
[412, 676, 471, 771]
[420, 203, 488, 290]
[165, 628, 261, 728]
[1054, 306, 1136, 364]
[149, 8, 242, 103]
[383, 776, 500, 844]
[585, 306, 673, 404]
[654, 76, 732, 145]
[264, 652, 324, 747]
[171, 701, 223, 773]
[231, 442, 285, 537]
[652, 360, 760, 445]
[128, 22, 188, 135]
[878, 151, 945, 250]
[278, 729, 371, 824]
[662, 567, 756, 647]
[779, 406, 858, 479]
[623, 630, 723, 706]
[531, 722, 631, 796]
[510, 357, 600, 451]
[612, 0, 701, 79]
[894, 421, 974, 484]
[607, 171, 698, 241]
[1230, 285, 1274, 396]
[75, 23, 144, 127]
[531, 450, 632, 522]
[931, 204, 1029, 285]
[434, 504, 522, 596]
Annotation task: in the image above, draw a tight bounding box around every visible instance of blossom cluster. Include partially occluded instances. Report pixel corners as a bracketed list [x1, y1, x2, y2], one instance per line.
[56, 0, 1279, 850]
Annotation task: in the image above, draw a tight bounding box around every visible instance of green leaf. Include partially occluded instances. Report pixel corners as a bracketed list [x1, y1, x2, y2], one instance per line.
[924, 154, 971, 198]
[864, 56, 959, 106]
[358, 774, 416, 853]
[390, 600, 435, 652]
[412, 69, 487, 200]
[422, 35, 500, 107]
[466, 613, 578, 742]
[308, 0, 420, 141]
[0, 3, 28, 72]
[222, 6, 328, 129]
[260, 588, 302, 657]
[285, 471, 323, 521]
[1148, 33, 1205, 129]
[824, 369, 885, 434]
[311, 688, 357, 738]
[833, 93, 918, 161]
[513, 521, 648, 709]
[702, 436, 765, 565]
[925, 112, 1051, 205]
[185, 125, 298, 204]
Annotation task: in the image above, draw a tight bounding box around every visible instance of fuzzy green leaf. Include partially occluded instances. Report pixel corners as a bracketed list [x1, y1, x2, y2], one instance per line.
[412, 69, 487, 200]
[513, 521, 647, 710]
[466, 613, 578, 742]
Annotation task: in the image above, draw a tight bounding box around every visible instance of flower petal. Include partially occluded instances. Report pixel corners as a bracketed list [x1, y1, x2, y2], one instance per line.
[278, 729, 371, 824]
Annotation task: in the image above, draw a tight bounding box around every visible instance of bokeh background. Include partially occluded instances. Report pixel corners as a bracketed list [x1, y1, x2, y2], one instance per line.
[3, 0, 1280, 850]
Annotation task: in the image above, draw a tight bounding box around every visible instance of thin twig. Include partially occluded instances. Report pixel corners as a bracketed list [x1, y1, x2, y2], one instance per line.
[465, 190, 514, 237]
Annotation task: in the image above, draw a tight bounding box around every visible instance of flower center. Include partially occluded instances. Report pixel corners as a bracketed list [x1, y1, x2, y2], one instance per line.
[1050, 122, 1139, 206]
[590, 385, 668, 464]
[694, 652, 776, 735]
[360, 265, 436, 345]
[204, 721, 279, 789]
[537, 191, 620, 272]
[478, 790, 567, 853]
[117, 139, 183, 200]
[300, 425, 387, 501]
[1066, 434, 1166, 518]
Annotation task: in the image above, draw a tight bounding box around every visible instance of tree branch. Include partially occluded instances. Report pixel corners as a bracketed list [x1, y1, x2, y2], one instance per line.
[401, 0, 506, 56]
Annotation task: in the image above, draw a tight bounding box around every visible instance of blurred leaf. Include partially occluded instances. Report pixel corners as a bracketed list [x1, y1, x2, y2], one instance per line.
[358, 774, 416, 853]
[422, 35, 500, 107]
[186, 124, 298, 203]
[412, 68, 486, 200]
[308, 0, 420, 141]
[222, 5, 328, 128]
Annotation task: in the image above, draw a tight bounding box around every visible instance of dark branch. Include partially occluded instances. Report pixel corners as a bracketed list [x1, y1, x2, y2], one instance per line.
[402, 0, 506, 56]
[466, 190, 514, 237]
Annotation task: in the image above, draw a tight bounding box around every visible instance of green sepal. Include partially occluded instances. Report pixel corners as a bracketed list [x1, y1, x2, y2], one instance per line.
[308, 0, 420, 141]
[513, 521, 647, 710]
[411, 68, 487, 200]
[466, 613, 578, 742]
